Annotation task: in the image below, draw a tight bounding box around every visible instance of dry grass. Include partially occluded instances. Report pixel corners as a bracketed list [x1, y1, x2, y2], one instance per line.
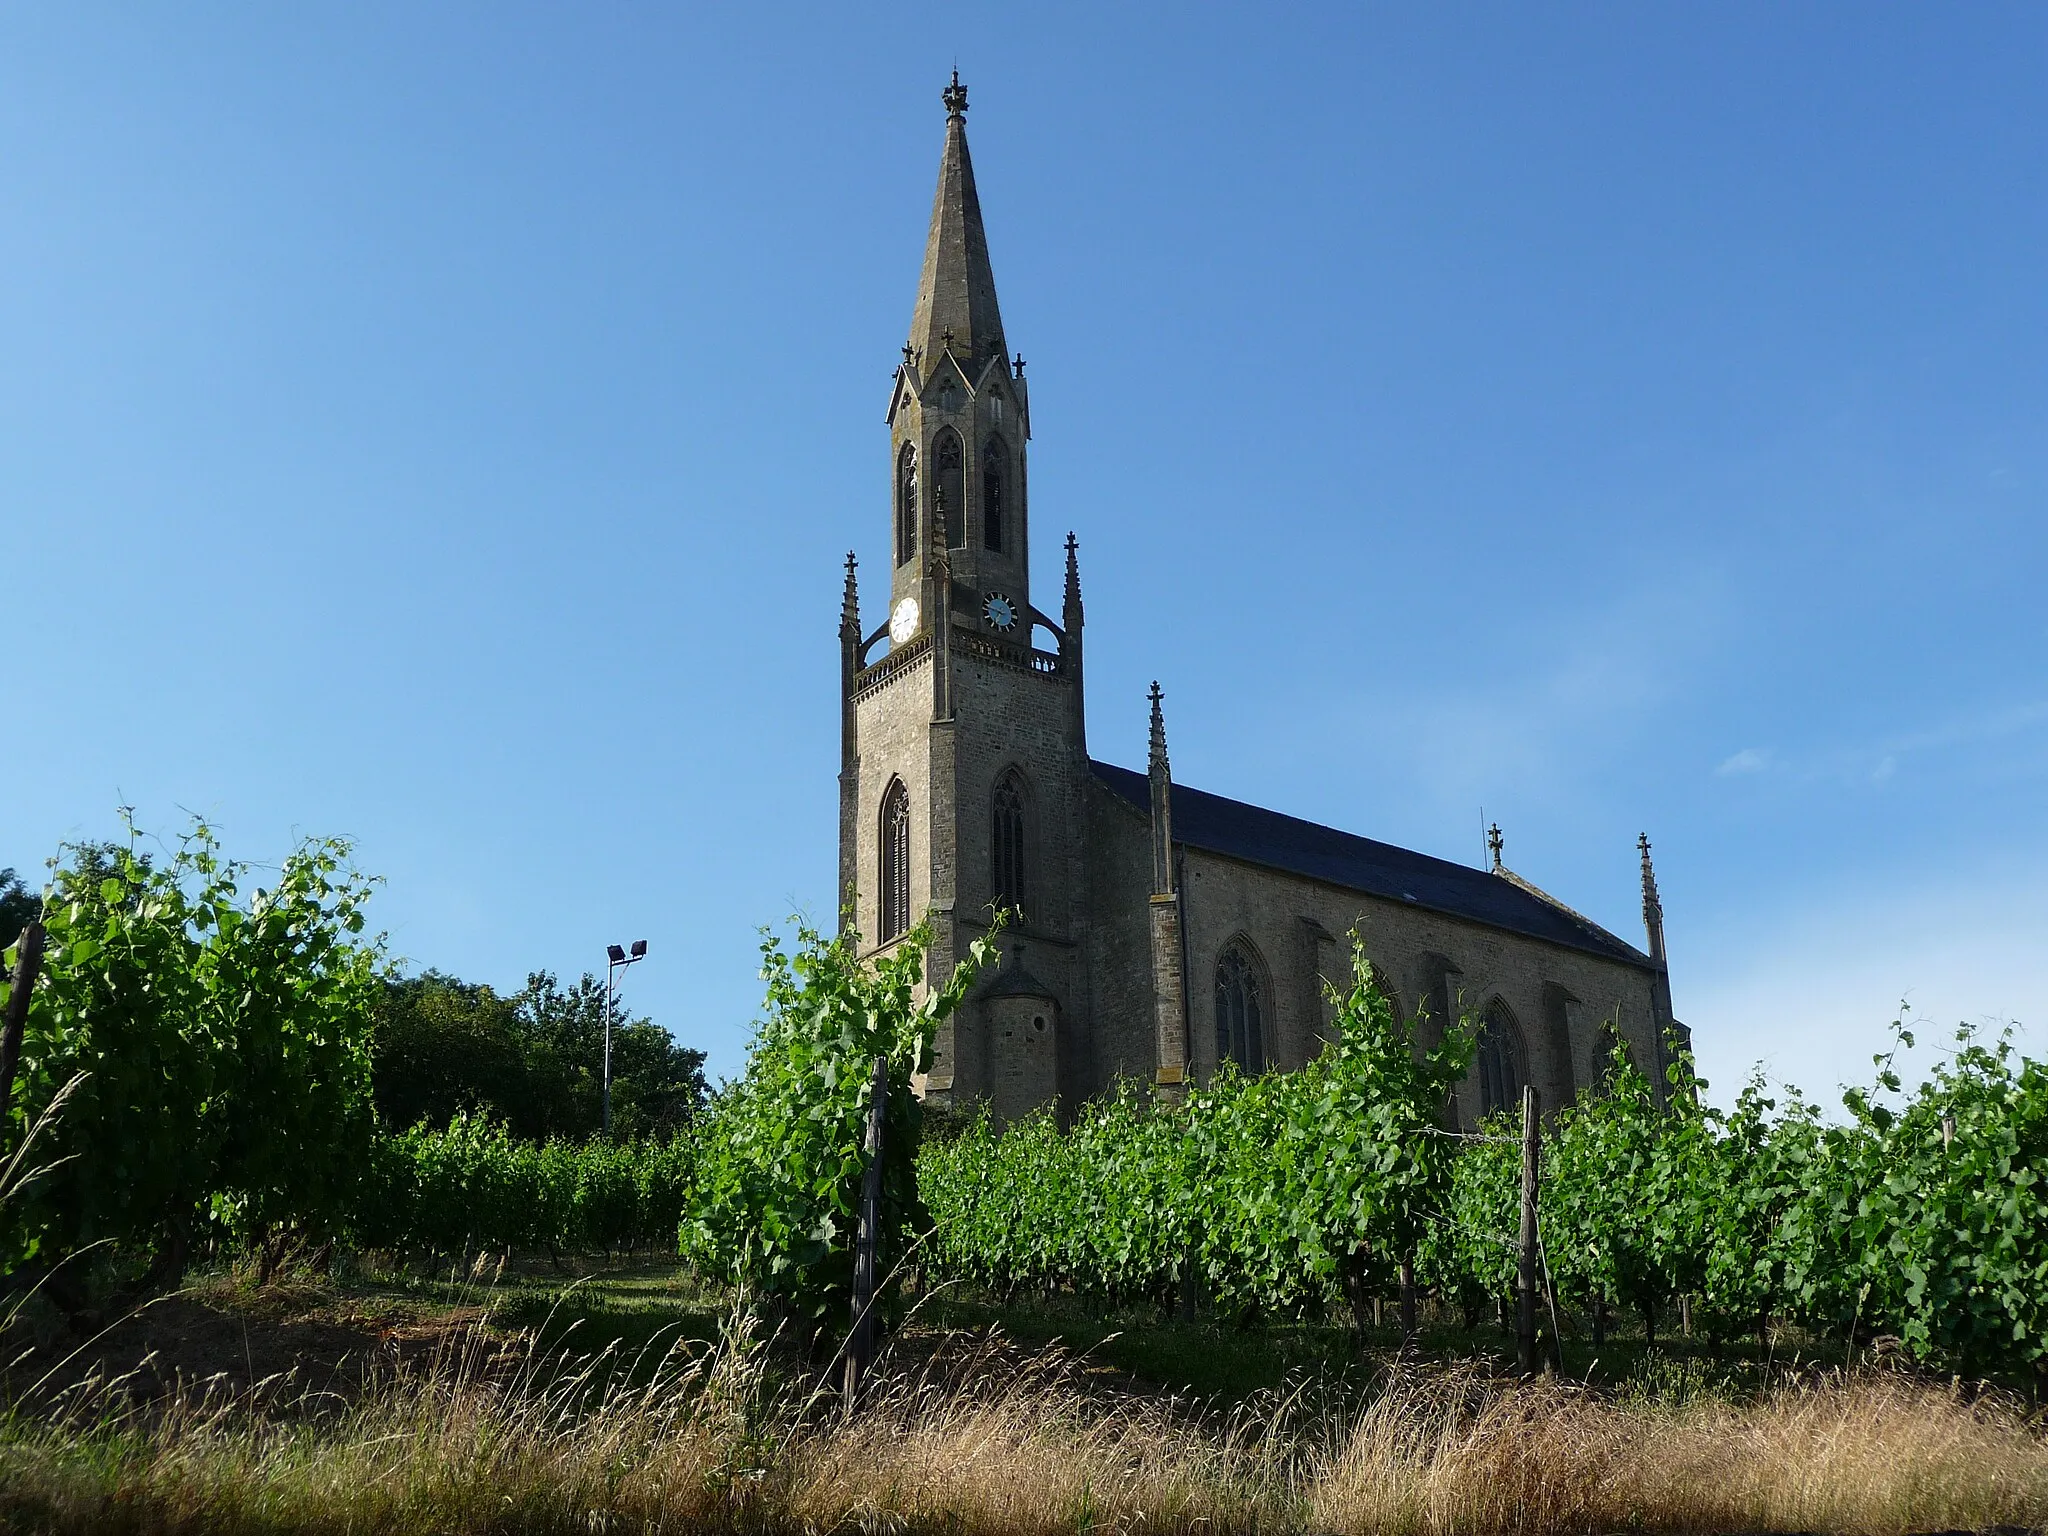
[1313, 1365, 2048, 1536]
[1, 1319, 2043, 1536]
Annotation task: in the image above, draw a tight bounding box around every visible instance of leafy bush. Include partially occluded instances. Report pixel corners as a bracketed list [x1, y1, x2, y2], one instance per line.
[680, 918, 994, 1334]
[922, 944, 1468, 1319]
[2, 822, 382, 1292]
[358, 1113, 694, 1258]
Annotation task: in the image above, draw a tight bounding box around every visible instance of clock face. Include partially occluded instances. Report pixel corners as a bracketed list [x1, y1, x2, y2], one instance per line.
[889, 596, 921, 646]
[982, 592, 1019, 632]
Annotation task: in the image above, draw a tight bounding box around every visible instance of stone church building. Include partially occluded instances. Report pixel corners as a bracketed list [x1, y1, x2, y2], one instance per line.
[837, 78, 1683, 1127]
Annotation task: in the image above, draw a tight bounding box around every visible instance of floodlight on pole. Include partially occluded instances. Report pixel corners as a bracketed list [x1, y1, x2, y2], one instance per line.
[603, 939, 649, 1136]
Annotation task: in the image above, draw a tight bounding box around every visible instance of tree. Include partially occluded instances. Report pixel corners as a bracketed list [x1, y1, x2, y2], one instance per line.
[370, 973, 531, 1135]
[0, 868, 39, 949]
[367, 967, 706, 1141]
[507, 969, 707, 1139]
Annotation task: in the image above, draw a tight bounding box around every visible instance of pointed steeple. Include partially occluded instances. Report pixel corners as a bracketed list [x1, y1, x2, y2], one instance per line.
[1063, 532, 1084, 627]
[1063, 532, 1088, 761]
[1638, 833, 1666, 968]
[908, 73, 1006, 378]
[839, 551, 860, 643]
[1148, 683, 1174, 896]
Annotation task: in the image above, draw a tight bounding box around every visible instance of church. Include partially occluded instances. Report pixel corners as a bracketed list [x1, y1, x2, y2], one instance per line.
[837, 77, 1684, 1127]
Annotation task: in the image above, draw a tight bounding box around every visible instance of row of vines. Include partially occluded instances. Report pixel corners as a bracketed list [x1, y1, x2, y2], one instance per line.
[0, 826, 709, 1295]
[919, 959, 2048, 1378]
[361, 1116, 694, 1259]
[9, 821, 2046, 1378]
[1, 821, 992, 1326]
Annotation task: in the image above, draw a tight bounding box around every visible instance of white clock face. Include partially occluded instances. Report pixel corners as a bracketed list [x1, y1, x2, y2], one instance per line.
[889, 596, 921, 646]
[982, 592, 1018, 632]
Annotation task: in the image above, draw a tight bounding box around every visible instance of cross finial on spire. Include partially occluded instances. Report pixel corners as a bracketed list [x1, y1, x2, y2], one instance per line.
[1148, 681, 1169, 772]
[839, 551, 860, 642]
[943, 70, 968, 119]
[1012, 353, 1026, 378]
[1487, 822, 1504, 871]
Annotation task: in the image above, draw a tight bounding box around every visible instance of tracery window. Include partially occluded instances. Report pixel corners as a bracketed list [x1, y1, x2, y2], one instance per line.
[982, 436, 1006, 552]
[990, 770, 1026, 918]
[895, 443, 918, 568]
[1215, 941, 1265, 1072]
[1591, 1020, 1628, 1089]
[880, 779, 911, 942]
[933, 429, 966, 548]
[1367, 963, 1401, 1019]
[1475, 1000, 1527, 1118]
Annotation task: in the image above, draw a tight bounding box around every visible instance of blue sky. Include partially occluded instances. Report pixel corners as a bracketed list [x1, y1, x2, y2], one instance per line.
[4, 5, 2043, 1103]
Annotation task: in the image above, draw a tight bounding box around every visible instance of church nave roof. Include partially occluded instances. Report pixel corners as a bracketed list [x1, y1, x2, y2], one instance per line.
[1090, 761, 1653, 971]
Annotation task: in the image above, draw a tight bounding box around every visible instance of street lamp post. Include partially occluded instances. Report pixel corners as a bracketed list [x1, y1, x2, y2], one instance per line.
[603, 939, 648, 1136]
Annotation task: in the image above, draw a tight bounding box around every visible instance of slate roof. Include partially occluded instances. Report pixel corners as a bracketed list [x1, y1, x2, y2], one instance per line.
[979, 950, 1059, 1001]
[1090, 761, 1652, 971]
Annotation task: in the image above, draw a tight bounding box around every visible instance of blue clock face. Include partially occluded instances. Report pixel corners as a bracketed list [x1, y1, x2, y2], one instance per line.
[982, 592, 1018, 632]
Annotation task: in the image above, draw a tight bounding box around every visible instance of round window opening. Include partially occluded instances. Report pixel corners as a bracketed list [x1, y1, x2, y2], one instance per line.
[1032, 1015, 1047, 1033]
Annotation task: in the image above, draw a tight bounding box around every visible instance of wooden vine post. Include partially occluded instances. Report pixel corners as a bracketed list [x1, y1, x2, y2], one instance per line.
[843, 1052, 888, 1414]
[1516, 1082, 1541, 1377]
[1, 918, 46, 1138]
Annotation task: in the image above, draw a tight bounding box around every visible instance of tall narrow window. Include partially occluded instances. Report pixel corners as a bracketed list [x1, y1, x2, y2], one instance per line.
[982, 436, 1006, 552]
[991, 770, 1026, 918]
[1215, 942, 1265, 1072]
[934, 429, 966, 548]
[895, 443, 918, 568]
[1476, 1000, 1526, 1118]
[1591, 1020, 1627, 1089]
[880, 780, 911, 942]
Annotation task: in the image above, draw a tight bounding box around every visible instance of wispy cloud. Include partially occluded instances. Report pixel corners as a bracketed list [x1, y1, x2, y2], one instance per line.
[1684, 866, 2048, 1113]
[1357, 573, 1731, 809]
[1714, 700, 2048, 788]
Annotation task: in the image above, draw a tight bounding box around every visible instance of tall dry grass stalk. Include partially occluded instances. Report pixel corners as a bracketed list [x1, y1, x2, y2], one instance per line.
[1312, 1364, 2048, 1536]
[1, 1323, 2043, 1536]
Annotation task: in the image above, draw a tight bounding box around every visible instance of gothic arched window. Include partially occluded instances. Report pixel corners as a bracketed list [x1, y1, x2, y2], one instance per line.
[1367, 963, 1401, 1020]
[982, 436, 1007, 552]
[1591, 1019, 1628, 1089]
[933, 429, 966, 549]
[1475, 999, 1527, 1119]
[1215, 941, 1265, 1072]
[895, 443, 918, 568]
[880, 779, 911, 942]
[990, 770, 1026, 918]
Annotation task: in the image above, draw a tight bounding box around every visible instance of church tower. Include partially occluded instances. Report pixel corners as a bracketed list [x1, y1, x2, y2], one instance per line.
[839, 76, 1090, 1114]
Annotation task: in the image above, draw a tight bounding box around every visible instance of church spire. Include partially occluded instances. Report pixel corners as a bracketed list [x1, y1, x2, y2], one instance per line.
[1638, 833, 1667, 968]
[908, 72, 1006, 377]
[839, 551, 860, 643]
[1148, 682, 1174, 896]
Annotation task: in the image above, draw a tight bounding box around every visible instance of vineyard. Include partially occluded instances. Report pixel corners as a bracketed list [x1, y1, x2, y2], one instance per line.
[359, 1115, 694, 1259]
[921, 945, 2048, 1379]
[7, 825, 2048, 1536]
[4, 826, 2048, 1387]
